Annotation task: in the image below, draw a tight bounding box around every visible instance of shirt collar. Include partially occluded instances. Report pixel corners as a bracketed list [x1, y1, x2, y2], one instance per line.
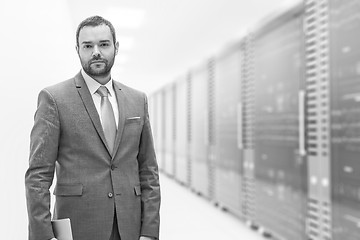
[81, 69, 114, 96]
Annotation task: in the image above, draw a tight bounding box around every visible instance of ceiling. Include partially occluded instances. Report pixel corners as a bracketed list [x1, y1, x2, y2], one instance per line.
[66, 0, 290, 94]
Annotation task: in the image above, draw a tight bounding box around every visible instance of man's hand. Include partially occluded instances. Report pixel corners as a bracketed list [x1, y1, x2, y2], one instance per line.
[140, 236, 156, 240]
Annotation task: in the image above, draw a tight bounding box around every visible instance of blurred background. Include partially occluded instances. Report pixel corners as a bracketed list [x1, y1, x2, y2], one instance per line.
[0, 0, 300, 239]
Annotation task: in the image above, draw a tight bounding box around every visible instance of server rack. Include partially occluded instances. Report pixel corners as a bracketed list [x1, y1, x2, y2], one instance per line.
[174, 75, 190, 185]
[241, 34, 257, 227]
[189, 63, 211, 198]
[329, 0, 360, 239]
[148, 93, 156, 154]
[148, 1, 360, 239]
[252, 3, 307, 239]
[152, 90, 165, 171]
[213, 43, 244, 218]
[304, 1, 332, 239]
[207, 59, 216, 201]
[164, 84, 175, 177]
[186, 73, 193, 187]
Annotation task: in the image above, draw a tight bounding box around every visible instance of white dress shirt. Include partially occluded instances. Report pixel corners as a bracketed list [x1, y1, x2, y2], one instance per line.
[81, 69, 119, 128]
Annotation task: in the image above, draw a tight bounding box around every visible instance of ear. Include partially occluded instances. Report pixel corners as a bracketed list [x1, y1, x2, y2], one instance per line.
[75, 45, 79, 55]
[115, 41, 119, 55]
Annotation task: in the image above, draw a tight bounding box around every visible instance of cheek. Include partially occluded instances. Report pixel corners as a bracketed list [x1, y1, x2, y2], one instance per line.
[79, 48, 91, 57]
[103, 51, 115, 59]
[78, 53, 90, 63]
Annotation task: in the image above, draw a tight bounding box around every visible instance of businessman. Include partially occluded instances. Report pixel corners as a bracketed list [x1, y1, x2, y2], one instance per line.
[25, 16, 160, 240]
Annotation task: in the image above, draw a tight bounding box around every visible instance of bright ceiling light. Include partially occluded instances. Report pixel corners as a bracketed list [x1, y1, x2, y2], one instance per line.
[117, 36, 135, 51]
[105, 7, 146, 29]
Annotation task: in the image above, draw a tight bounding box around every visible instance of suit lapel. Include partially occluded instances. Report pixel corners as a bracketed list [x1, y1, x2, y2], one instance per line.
[74, 72, 111, 155]
[112, 81, 125, 158]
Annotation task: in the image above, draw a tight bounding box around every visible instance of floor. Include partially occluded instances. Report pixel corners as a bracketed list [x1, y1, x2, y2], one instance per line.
[159, 173, 266, 240]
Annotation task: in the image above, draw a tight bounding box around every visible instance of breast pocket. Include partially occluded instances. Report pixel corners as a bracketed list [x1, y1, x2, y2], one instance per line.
[125, 117, 142, 125]
[53, 183, 83, 197]
[124, 117, 143, 138]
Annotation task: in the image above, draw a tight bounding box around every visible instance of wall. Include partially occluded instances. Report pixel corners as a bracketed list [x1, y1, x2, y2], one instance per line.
[0, 1, 78, 238]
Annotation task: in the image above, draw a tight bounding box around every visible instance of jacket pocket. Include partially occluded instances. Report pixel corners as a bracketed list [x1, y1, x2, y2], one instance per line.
[54, 183, 83, 196]
[125, 117, 142, 125]
[134, 185, 142, 196]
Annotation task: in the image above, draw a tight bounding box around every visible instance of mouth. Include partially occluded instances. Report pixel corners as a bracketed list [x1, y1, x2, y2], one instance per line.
[90, 60, 106, 65]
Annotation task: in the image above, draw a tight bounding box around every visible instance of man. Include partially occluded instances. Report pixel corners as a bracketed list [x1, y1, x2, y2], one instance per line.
[25, 16, 160, 240]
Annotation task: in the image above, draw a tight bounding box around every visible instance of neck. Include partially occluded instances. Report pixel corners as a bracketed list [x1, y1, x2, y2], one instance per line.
[91, 73, 111, 85]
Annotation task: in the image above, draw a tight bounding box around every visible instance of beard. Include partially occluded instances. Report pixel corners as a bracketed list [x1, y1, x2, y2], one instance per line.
[81, 54, 115, 77]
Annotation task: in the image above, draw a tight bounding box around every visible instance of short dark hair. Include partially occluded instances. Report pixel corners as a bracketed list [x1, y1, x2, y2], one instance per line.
[76, 15, 116, 47]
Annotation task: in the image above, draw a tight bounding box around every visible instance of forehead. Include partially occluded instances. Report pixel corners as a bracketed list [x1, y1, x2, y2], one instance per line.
[78, 24, 112, 43]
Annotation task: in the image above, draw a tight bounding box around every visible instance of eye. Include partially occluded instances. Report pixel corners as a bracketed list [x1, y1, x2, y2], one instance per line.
[83, 44, 92, 49]
[100, 43, 110, 47]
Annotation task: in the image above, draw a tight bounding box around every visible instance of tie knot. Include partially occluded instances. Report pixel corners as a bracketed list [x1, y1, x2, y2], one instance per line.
[97, 86, 109, 97]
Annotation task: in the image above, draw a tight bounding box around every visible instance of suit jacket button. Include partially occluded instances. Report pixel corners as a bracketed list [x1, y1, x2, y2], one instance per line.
[108, 192, 113, 198]
[111, 164, 115, 170]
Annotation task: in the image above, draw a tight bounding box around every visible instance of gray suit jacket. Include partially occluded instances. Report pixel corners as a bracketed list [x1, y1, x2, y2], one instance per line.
[25, 72, 160, 240]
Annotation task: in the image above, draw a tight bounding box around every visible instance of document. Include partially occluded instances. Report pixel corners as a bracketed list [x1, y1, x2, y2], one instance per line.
[51, 218, 73, 240]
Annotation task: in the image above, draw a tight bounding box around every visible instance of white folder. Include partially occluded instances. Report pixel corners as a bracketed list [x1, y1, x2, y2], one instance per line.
[51, 218, 73, 240]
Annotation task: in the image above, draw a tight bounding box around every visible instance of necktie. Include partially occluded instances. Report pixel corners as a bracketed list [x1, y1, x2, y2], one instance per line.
[97, 86, 117, 154]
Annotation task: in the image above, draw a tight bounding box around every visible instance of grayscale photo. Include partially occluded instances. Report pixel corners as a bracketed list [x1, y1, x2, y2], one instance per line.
[1, 0, 359, 240]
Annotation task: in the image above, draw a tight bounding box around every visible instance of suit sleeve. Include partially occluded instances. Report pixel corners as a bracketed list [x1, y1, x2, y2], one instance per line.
[138, 94, 161, 239]
[25, 89, 60, 240]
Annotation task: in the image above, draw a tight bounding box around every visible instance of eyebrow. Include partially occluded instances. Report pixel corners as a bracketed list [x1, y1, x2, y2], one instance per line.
[81, 40, 111, 45]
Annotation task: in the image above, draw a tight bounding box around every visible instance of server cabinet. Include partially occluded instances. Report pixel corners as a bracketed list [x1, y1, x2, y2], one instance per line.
[189, 64, 211, 198]
[252, 3, 307, 240]
[148, 93, 157, 156]
[241, 35, 257, 225]
[163, 84, 175, 176]
[213, 43, 243, 218]
[303, 1, 333, 239]
[329, 0, 360, 239]
[174, 75, 190, 185]
[154, 90, 165, 171]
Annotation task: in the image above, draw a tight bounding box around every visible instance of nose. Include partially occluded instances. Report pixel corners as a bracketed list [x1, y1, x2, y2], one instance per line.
[92, 45, 101, 58]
